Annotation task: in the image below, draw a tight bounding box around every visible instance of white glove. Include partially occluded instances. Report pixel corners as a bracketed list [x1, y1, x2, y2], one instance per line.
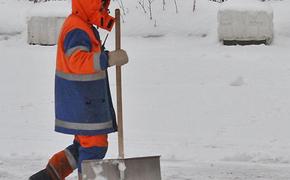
[108, 49, 129, 66]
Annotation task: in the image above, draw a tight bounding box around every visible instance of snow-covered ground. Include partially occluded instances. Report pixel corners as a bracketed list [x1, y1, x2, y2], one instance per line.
[1, 0, 290, 179]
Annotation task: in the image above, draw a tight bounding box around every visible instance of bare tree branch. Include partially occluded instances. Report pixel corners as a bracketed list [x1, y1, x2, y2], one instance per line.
[162, 0, 166, 11]
[138, 0, 147, 13]
[174, 0, 178, 14]
[147, 0, 155, 20]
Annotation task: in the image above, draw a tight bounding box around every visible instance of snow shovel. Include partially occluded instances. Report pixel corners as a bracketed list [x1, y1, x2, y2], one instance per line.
[81, 9, 162, 180]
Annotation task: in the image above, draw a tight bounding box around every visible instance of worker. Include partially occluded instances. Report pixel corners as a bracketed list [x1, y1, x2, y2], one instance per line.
[29, 0, 128, 179]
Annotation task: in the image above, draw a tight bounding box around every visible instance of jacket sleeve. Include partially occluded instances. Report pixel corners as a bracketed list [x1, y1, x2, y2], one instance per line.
[63, 29, 109, 74]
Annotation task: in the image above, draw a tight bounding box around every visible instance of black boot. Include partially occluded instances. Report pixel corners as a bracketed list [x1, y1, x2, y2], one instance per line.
[29, 169, 52, 180]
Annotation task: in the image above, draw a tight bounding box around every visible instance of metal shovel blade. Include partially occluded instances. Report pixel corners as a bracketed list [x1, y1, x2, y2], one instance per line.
[82, 156, 161, 180]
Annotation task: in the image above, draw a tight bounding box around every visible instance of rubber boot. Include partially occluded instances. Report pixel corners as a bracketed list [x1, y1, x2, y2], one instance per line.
[29, 169, 52, 180]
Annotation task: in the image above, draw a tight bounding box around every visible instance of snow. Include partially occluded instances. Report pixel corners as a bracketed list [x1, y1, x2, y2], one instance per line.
[230, 76, 245, 86]
[26, 1, 70, 17]
[1, 0, 290, 179]
[0, 0, 28, 34]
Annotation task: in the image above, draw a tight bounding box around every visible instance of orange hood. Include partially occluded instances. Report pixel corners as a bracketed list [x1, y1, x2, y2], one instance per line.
[72, 0, 115, 31]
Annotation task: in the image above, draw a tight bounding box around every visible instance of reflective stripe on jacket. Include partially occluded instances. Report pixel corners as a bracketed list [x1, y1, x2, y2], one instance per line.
[55, 14, 117, 135]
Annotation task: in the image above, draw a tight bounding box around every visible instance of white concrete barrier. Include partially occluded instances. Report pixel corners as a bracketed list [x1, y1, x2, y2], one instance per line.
[27, 16, 65, 45]
[218, 0, 274, 45]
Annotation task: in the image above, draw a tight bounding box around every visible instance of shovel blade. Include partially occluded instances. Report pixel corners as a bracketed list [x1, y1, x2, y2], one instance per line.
[82, 156, 161, 180]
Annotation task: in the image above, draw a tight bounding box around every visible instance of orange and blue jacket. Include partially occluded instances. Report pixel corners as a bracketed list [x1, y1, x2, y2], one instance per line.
[54, 13, 117, 135]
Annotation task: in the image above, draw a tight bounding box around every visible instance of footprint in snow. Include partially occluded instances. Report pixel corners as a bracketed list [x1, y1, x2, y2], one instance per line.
[230, 76, 245, 86]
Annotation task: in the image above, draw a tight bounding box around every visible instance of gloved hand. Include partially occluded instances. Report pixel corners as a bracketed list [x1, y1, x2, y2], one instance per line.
[108, 49, 129, 66]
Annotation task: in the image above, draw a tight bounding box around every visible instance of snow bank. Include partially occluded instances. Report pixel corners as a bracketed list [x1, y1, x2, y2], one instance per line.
[218, 0, 274, 44]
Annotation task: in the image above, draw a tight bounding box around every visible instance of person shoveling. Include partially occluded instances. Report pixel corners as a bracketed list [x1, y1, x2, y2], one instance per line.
[29, 0, 161, 180]
[30, 0, 128, 179]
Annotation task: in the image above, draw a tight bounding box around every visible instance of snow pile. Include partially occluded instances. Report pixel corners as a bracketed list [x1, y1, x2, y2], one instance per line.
[218, 0, 274, 43]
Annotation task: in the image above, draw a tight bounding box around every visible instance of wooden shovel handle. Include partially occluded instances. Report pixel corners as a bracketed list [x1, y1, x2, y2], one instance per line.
[115, 9, 125, 159]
